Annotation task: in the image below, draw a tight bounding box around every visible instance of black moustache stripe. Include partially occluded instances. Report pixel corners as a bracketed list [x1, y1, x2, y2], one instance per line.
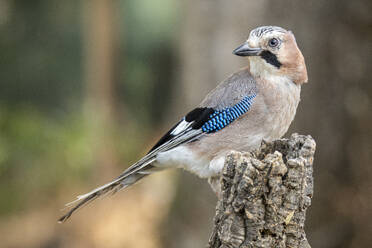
[260, 51, 282, 69]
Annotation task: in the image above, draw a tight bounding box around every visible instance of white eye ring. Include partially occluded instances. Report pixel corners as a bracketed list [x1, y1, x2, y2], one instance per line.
[268, 38, 280, 48]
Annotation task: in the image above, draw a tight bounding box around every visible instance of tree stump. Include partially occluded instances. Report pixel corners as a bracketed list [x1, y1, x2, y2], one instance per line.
[208, 134, 316, 248]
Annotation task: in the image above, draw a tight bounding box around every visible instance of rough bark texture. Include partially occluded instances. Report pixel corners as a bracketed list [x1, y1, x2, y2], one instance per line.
[208, 134, 316, 248]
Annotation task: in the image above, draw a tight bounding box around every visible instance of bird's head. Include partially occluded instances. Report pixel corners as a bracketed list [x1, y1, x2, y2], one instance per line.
[233, 26, 308, 84]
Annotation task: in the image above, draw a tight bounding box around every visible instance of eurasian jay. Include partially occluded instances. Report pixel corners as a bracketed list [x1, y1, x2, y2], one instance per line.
[59, 26, 308, 222]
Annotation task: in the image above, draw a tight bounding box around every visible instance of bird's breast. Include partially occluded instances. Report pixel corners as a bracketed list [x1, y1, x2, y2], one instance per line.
[259, 75, 301, 139]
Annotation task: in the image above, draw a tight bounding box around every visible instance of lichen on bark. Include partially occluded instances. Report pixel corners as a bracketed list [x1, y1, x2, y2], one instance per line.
[208, 133, 316, 248]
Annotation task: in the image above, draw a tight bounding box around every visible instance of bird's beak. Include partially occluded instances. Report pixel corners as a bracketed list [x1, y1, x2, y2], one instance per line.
[233, 42, 262, 57]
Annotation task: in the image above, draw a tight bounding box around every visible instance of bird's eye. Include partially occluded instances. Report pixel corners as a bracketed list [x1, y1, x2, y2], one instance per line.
[268, 38, 279, 48]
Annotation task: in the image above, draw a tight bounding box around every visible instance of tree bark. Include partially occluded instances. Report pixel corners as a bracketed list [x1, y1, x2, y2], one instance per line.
[208, 134, 315, 248]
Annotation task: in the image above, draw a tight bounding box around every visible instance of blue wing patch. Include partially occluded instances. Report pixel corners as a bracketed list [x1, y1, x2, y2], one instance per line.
[201, 93, 256, 133]
[149, 93, 256, 152]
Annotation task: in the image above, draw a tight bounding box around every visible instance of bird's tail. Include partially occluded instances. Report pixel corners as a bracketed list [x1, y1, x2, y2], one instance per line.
[58, 164, 158, 223]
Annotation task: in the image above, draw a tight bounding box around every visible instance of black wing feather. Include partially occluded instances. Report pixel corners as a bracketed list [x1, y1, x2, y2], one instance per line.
[148, 120, 182, 153]
[149, 107, 215, 152]
[188, 107, 214, 129]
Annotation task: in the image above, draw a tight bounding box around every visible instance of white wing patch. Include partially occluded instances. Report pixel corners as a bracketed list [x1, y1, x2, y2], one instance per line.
[171, 119, 192, 135]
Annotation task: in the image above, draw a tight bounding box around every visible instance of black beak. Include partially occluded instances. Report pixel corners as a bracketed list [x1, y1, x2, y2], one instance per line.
[233, 42, 262, 56]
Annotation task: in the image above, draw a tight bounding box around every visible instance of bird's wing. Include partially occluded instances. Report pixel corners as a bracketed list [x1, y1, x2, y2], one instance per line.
[59, 69, 258, 222]
[120, 88, 258, 179]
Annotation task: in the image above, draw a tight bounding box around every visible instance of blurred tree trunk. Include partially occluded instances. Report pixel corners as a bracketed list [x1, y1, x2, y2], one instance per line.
[174, 0, 271, 112]
[81, 0, 119, 179]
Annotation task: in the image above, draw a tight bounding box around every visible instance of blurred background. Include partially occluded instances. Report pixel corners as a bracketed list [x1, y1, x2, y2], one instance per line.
[0, 0, 371, 247]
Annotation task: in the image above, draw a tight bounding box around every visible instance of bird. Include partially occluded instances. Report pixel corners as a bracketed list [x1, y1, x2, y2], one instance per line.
[58, 25, 308, 222]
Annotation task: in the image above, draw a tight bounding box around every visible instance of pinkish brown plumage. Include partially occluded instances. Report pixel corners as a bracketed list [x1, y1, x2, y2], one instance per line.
[59, 26, 308, 222]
